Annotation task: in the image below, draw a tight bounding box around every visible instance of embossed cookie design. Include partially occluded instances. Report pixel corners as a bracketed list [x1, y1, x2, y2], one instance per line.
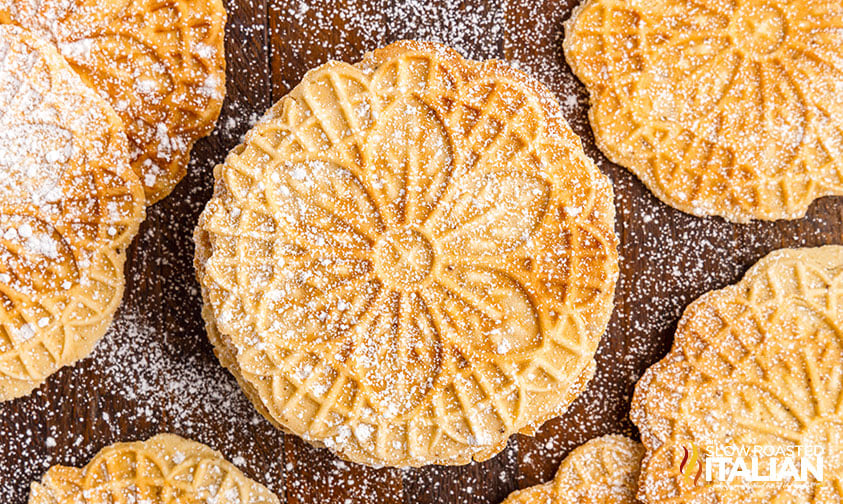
[632, 246, 843, 503]
[0, 25, 144, 401]
[29, 434, 279, 504]
[1, 0, 227, 202]
[565, 0, 843, 222]
[195, 40, 618, 467]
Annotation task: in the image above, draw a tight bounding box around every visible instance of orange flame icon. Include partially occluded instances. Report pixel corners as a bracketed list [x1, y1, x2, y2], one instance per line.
[680, 444, 703, 487]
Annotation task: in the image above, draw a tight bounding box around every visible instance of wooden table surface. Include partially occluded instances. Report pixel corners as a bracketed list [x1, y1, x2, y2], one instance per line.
[2, 1, 842, 502]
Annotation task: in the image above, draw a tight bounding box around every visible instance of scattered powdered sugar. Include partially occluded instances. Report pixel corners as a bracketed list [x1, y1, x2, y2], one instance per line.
[97, 313, 260, 428]
[56, 38, 94, 61]
[271, 1, 503, 64]
[0, 1, 840, 504]
[3, 0, 228, 198]
[0, 296, 284, 500]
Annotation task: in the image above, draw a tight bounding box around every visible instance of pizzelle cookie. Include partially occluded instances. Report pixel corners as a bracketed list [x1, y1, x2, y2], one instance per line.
[0, 0, 227, 203]
[195, 40, 618, 466]
[29, 434, 279, 504]
[0, 25, 144, 401]
[501, 435, 644, 504]
[564, 0, 843, 222]
[631, 246, 843, 503]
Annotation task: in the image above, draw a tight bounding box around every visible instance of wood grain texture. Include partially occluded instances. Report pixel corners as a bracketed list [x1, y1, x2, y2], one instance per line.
[1, 1, 841, 503]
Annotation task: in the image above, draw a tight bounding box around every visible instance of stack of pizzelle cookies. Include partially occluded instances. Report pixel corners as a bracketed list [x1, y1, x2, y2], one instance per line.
[0, 0, 226, 402]
[194, 0, 843, 489]
[194, 40, 620, 467]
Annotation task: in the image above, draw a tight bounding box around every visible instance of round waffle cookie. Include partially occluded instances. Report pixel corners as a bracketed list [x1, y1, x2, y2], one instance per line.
[0, 0, 227, 203]
[564, 0, 843, 222]
[29, 434, 279, 504]
[195, 40, 618, 466]
[0, 25, 144, 401]
[631, 246, 843, 503]
[501, 435, 644, 504]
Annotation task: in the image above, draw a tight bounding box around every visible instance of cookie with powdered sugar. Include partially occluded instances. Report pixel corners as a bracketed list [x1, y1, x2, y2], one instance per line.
[1, 0, 227, 203]
[195, 40, 618, 466]
[0, 24, 144, 401]
[29, 434, 279, 504]
[632, 246, 843, 503]
[565, 0, 843, 222]
[501, 435, 644, 504]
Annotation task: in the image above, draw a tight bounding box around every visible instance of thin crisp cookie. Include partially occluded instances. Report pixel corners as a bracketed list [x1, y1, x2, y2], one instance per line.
[1, 0, 227, 203]
[501, 435, 644, 504]
[632, 246, 843, 503]
[565, 0, 843, 222]
[195, 40, 618, 467]
[29, 434, 279, 504]
[0, 25, 144, 401]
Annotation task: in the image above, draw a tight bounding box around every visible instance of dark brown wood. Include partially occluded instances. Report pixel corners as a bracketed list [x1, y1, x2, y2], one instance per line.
[1, 0, 841, 502]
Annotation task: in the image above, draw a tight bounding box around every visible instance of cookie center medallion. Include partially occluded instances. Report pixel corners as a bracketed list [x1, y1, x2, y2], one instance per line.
[373, 228, 434, 288]
[732, 2, 786, 56]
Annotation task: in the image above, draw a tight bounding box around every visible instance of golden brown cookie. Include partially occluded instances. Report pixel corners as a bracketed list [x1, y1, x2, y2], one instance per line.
[0, 24, 144, 401]
[195, 40, 618, 466]
[564, 0, 843, 222]
[0, 0, 227, 203]
[29, 434, 279, 504]
[631, 246, 843, 503]
[502, 484, 554, 504]
[501, 435, 644, 504]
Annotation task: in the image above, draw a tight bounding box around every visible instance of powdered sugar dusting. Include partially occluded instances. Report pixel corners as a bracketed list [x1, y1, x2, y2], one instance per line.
[1, 1, 841, 503]
[563, 0, 843, 222]
[1, 0, 227, 202]
[0, 298, 286, 500]
[197, 37, 618, 467]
